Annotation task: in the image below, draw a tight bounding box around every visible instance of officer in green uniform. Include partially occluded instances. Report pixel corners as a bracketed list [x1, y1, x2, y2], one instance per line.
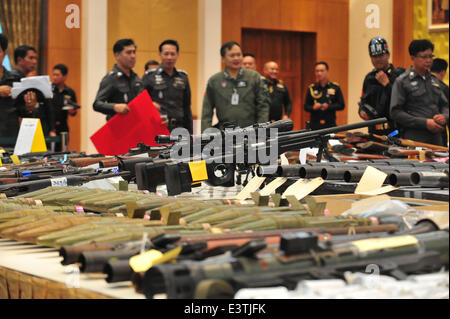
[304, 61, 345, 130]
[142, 40, 193, 134]
[390, 39, 448, 146]
[261, 61, 292, 121]
[93, 39, 144, 121]
[201, 41, 270, 132]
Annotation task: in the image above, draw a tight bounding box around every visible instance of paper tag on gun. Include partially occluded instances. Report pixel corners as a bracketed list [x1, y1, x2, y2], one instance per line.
[235, 176, 266, 201]
[51, 177, 68, 187]
[355, 166, 397, 195]
[282, 177, 324, 200]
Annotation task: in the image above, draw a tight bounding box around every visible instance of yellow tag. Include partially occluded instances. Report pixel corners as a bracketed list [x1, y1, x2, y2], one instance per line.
[352, 235, 418, 253]
[0, 148, 5, 153]
[155, 246, 182, 265]
[129, 250, 163, 272]
[129, 246, 182, 272]
[30, 119, 47, 153]
[0, 157, 2, 166]
[188, 161, 208, 182]
[11, 155, 20, 164]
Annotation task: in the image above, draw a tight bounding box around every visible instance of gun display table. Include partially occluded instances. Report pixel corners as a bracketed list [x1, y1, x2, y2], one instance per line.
[0, 239, 144, 299]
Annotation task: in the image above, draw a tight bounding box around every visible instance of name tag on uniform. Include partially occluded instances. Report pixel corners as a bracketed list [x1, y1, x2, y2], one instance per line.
[231, 90, 239, 105]
[327, 88, 335, 95]
[237, 81, 247, 88]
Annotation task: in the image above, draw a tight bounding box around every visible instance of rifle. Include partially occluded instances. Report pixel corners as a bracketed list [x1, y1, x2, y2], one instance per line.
[346, 132, 449, 151]
[139, 230, 449, 299]
[0, 170, 131, 197]
[134, 118, 388, 195]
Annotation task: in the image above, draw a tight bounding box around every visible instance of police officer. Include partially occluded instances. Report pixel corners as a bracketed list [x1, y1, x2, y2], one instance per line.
[51, 64, 78, 150]
[359, 37, 405, 135]
[201, 41, 270, 132]
[93, 38, 144, 121]
[242, 53, 257, 71]
[142, 40, 193, 134]
[390, 39, 448, 146]
[12, 44, 56, 137]
[431, 58, 449, 146]
[304, 62, 345, 130]
[0, 34, 20, 139]
[261, 61, 292, 121]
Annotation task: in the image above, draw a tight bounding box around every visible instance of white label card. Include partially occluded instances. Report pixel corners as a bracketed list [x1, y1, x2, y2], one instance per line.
[51, 177, 68, 187]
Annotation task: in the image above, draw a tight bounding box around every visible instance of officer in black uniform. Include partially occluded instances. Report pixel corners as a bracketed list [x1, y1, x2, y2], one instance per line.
[358, 37, 405, 136]
[0, 34, 20, 139]
[390, 39, 448, 145]
[142, 39, 193, 134]
[261, 61, 292, 121]
[304, 61, 345, 130]
[431, 58, 449, 146]
[51, 64, 78, 150]
[93, 38, 144, 121]
[12, 45, 56, 136]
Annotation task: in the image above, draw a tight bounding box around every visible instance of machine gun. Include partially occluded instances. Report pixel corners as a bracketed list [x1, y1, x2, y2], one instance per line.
[139, 230, 449, 299]
[132, 118, 388, 195]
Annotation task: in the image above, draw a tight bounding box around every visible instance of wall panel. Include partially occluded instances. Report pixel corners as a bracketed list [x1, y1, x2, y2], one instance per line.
[222, 0, 349, 125]
[46, 0, 82, 151]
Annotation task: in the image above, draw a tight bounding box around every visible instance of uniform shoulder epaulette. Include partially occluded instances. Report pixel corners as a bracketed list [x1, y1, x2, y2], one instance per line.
[332, 82, 339, 86]
[279, 79, 284, 84]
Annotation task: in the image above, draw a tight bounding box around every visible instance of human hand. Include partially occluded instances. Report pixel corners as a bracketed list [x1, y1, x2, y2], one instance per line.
[0, 85, 11, 97]
[359, 110, 370, 120]
[313, 102, 321, 111]
[113, 103, 130, 114]
[49, 131, 57, 137]
[320, 103, 329, 111]
[153, 102, 161, 111]
[426, 119, 444, 133]
[282, 115, 289, 120]
[433, 114, 446, 126]
[375, 71, 389, 87]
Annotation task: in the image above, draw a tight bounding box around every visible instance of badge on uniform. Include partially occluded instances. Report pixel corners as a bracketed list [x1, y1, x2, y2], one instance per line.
[231, 89, 239, 105]
[159, 91, 164, 99]
[221, 81, 227, 88]
[237, 81, 247, 88]
[327, 88, 335, 95]
[411, 81, 418, 86]
[277, 83, 284, 89]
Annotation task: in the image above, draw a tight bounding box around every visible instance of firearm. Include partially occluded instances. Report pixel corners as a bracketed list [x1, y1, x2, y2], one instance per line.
[139, 230, 449, 299]
[0, 171, 131, 197]
[344, 131, 449, 152]
[135, 118, 388, 195]
[388, 147, 449, 159]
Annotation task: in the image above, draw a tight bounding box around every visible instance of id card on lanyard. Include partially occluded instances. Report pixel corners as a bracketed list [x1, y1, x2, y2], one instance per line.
[231, 88, 239, 105]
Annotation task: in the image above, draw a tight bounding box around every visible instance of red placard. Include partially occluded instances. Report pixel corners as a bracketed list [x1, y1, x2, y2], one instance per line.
[90, 90, 170, 155]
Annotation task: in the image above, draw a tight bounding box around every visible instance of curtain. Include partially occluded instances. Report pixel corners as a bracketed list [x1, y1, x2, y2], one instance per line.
[0, 0, 42, 68]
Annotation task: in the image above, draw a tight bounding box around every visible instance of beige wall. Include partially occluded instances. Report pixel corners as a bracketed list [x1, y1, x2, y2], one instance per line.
[81, 0, 108, 154]
[348, 0, 393, 126]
